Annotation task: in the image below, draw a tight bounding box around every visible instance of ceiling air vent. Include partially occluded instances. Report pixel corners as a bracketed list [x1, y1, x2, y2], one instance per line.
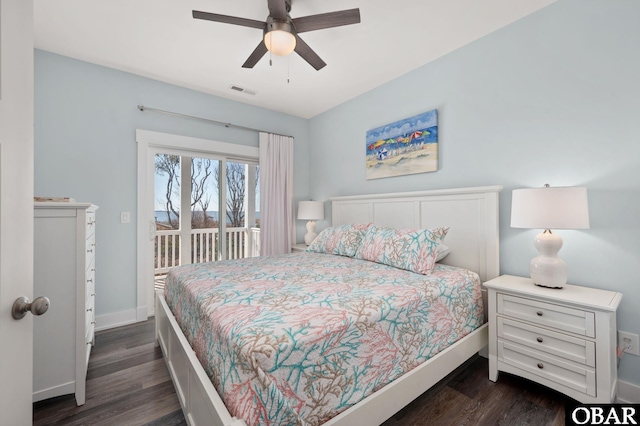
[229, 85, 257, 96]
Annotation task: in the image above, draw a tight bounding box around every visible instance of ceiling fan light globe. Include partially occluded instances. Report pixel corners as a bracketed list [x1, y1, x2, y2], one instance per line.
[264, 30, 296, 56]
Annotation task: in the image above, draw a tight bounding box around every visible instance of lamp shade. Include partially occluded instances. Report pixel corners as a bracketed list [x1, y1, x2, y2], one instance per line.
[511, 186, 590, 230]
[297, 201, 324, 221]
[264, 30, 296, 56]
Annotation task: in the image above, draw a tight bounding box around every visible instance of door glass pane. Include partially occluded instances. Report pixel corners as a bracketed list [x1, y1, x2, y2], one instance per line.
[225, 162, 246, 259]
[254, 164, 260, 229]
[154, 153, 180, 229]
[191, 157, 220, 265]
[154, 153, 181, 284]
[252, 165, 260, 257]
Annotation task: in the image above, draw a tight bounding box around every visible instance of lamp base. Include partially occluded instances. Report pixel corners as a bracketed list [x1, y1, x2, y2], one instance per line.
[533, 282, 564, 290]
[530, 230, 567, 289]
[304, 220, 317, 245]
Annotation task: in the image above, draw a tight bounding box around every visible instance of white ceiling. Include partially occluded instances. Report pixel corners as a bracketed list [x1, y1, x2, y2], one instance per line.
[34, 0, 556, 119]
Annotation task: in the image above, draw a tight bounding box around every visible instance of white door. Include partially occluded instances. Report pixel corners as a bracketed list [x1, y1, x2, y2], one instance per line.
[0, 0, 35, 423]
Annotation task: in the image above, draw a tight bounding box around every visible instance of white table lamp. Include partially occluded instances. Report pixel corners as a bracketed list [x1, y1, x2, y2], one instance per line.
[298, 201, 324, 245]
[511, 184, 590, 288]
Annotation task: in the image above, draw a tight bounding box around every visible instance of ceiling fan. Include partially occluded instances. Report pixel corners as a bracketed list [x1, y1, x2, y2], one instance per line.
[192, 0, 361, 71]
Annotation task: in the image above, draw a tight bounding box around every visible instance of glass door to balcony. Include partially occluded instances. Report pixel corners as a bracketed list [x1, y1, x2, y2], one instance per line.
[153, 152, 259, 289]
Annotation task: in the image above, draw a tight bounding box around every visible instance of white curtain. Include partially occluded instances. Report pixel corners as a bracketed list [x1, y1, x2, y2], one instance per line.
[259, 132, 295, 256]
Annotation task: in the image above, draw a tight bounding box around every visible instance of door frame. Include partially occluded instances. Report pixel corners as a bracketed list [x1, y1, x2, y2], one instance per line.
[136, 130, 259, 319]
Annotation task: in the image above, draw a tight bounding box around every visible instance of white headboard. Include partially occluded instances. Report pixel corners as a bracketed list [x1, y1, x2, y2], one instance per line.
[331, 186, 503, 283]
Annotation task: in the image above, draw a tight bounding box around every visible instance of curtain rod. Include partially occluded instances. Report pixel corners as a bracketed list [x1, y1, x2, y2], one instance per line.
[137, 105, 293, 139]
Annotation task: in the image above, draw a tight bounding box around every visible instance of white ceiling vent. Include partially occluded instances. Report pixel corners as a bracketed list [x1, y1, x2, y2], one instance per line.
[229, 85, 257, 96]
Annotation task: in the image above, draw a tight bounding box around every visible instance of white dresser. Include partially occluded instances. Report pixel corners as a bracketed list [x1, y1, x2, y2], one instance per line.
[33, 202, 98, 406]
[485, 275, 622, 403]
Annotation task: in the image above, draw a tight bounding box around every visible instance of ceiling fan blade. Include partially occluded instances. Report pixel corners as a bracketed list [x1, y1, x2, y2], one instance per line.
[242, 42, 268, 68]
[192, 10, 265, 30]
[294, 35, 326, 70]
[292, 9, 361, 33]
[267, 0, 289, 21]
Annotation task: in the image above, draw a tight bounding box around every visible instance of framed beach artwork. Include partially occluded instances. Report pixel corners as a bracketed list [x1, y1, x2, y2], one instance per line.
[366, 109, 438, 180]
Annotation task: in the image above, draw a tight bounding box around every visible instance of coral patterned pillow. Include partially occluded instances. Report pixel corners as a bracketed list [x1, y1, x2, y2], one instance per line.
[306, 223, 372, 257]
[355, 225, 449, 274]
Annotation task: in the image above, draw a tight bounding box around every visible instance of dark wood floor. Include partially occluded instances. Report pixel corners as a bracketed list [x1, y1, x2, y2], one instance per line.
[33, 320, 185, 426]
[34, 320, 570, 426]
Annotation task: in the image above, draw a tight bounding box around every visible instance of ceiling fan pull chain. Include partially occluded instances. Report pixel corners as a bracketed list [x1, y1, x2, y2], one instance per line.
[287, 56, 290, 84]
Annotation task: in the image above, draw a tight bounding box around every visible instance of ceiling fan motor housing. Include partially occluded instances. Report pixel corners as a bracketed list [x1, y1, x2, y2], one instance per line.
[265, 17, 295, 36]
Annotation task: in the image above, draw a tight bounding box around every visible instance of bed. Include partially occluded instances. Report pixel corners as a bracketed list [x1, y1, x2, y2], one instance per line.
[155, 185, 502, 426]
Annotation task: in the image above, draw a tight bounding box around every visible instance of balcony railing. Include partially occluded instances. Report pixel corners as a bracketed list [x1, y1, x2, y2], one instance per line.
[155, 227, 260, 274]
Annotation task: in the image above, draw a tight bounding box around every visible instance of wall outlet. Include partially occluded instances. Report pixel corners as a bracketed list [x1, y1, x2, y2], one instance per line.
[618, 331, 640, 356]
[120, 211, 130, 224]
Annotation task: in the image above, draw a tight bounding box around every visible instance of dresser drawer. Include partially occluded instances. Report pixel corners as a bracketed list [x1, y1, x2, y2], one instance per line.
[85, 316, 95, 344]
[498, 317, 595, 367]
[86, 211, 96, 230]
[85, 275, 95, 304]
[498, 294, 595, 338]
[85, 234, 96, 262]
[85, 293, 95, 341]
[498, 341, 596, 397]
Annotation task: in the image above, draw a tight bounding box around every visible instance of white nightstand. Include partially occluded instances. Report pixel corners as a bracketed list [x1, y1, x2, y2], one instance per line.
[484, 275, 622, 403]
[291, 244, 308, 253]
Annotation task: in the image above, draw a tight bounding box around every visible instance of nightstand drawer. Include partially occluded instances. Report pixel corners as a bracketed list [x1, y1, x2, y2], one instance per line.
[498, 318, 595, 367]
[498, 341, 596, 397]
[498, 294, 595, 338]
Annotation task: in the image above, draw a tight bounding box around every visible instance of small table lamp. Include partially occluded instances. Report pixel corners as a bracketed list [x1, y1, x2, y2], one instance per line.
[298, 201, 324, 245]
[511, 184, 590, 288]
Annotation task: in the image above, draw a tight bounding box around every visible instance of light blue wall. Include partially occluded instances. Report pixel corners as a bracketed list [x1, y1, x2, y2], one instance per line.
[308, 0, 640, 387]
[34, 50, 310, 318]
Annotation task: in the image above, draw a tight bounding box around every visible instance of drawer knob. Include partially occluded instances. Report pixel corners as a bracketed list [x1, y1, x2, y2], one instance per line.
[536, 337, 543, 343]
[86, 308, 92, 312]
[87, 249, 93, 253]
[537, 362, 544, 369]
[87, 278, 93, 283]
[536, 311, 543, 316]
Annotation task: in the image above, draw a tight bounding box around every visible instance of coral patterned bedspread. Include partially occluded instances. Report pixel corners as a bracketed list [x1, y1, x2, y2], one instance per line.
[164, 252, 483, 426]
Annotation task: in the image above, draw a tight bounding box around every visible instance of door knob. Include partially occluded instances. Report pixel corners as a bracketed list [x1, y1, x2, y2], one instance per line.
[11, 296, 50, 320]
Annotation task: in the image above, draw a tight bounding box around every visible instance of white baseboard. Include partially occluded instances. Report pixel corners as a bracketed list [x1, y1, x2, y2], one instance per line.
[617, 380, 640, 403]
[95, 309, 138, 331]
[33, 381, 75, 403]
[137, 305, 149, 322]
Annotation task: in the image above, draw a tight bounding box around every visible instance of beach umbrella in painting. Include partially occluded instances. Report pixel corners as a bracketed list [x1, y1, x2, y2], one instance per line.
[409, 130, 423, 141]
[376, 148, 388, 160]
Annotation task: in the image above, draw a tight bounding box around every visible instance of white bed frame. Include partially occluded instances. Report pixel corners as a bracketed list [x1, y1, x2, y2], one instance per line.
[155, 185, 503, 426]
